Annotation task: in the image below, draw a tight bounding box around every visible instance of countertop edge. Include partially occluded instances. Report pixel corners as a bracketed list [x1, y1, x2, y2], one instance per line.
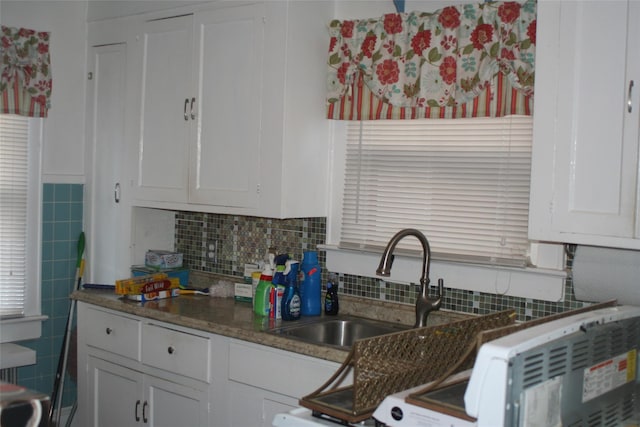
[71, 290, 351, 363]
[71, 288, 471, 365]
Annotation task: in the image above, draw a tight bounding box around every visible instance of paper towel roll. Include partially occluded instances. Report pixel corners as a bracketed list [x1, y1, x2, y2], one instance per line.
[572, 245, 640, 305]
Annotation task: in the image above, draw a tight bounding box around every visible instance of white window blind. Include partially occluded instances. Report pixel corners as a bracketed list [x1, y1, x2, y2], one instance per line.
[340, 116, 533, 267]
[0, 115, 29, 318]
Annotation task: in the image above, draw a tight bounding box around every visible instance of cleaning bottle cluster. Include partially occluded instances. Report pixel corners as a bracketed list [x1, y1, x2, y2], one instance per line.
[253, 250, 336, 321]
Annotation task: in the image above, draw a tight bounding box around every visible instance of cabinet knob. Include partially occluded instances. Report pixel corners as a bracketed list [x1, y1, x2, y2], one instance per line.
[184, 98, 189, 121]
[142, 401, 148, 423]
[105, 327, 112, 335]
[167, 346, 175, 355]
[114, 183, 120, 204]
[628, 80, 634, 113]
[190, 97, 196, 120]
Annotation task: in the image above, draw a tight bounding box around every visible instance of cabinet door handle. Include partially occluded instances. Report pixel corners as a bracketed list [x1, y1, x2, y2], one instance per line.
[184, 98, 189, 121]
[105, 327, 112, 335]
[135, 400, 141, 422]
[190, 97, 196, 120]
[629, 80, 634, 113]
[167, 346, 175, 354]
[114, 183, 120, 204]
[142, 401, 148, 423]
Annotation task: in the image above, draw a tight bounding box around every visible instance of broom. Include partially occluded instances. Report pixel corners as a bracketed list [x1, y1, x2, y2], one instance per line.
[48, 231, 85, 426]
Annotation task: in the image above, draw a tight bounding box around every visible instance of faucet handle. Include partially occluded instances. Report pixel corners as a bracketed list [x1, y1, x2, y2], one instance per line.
[430, 278, 444, 311]
[435, 278, 444, 298]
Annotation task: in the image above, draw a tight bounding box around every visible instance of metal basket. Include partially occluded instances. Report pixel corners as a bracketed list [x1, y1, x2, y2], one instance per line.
[299, 309, 517, 424]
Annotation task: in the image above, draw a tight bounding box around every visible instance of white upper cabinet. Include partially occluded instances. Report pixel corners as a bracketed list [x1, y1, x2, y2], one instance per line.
[128, 1, 331, 218]
[133, 14, 193, 203]
[528, 0, 640, 249]
[188, 5, 263, 209]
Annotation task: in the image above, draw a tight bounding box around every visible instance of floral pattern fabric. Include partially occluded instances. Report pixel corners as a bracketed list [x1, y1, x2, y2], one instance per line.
[1, 26, 52, 117]
[327, 0, 536, 119]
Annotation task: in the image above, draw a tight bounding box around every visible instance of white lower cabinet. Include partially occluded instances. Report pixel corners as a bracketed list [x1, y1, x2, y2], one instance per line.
[77, 302, 344, 426]
[226, 339, 344, 427]
[227, 380, 298, 427]
[78, 303, 210, 427]
[87, 357, 142, 427]
[87, 356, 208, 427]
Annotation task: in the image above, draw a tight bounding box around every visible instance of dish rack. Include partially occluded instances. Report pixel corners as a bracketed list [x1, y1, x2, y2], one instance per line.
[299, 309, 517, 424]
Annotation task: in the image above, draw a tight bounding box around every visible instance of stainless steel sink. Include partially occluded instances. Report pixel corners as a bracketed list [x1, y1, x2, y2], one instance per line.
[271, 316, 409, 349]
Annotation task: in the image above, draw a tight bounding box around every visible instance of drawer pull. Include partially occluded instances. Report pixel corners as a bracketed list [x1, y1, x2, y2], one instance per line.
[142, 401, 148, 423]
[167, 346, 175, 355]
[135, 400, 140, 422]
[105, 327, 112, 335]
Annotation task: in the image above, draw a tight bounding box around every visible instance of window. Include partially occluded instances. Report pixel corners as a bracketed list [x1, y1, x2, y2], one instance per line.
[325, 116, 566, 301]
[1, 115, 29, 317]
[340, 116, 532, 267]
[0, 115, 42, 340]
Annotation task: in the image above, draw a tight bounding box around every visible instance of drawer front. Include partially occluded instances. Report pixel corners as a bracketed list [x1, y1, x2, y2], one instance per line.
[84, 307, 141, 360]
[228, 340, 341, 398]
[141, 323, 210, 382]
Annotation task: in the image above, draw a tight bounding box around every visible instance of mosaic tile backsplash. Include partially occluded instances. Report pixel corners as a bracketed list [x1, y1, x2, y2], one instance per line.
[175, 212, 590, 322]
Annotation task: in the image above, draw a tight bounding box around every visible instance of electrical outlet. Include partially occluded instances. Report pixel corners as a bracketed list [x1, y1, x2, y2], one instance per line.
[206, 240, 217, 263]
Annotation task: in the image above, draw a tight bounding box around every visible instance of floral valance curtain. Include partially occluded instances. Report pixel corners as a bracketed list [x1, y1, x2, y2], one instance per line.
[1, 26, 52, 118]
[327, 0, 536, 120]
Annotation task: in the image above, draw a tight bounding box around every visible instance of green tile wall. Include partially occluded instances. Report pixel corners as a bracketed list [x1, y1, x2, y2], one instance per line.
[18, 183, 82, 407]
[175, 212, 590, 322]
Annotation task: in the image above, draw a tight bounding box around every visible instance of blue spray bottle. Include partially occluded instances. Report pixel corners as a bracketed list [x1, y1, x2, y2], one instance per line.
[281, 260, 301, 321]
[300, 251, 322, 316]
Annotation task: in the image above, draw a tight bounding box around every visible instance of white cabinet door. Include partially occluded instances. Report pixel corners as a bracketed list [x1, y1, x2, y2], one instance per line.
[134, 14, 192, 203]
[87, 356, 143, 427]
[126, 2, 331, 218]
[228, 380, 297, 427]
[86, 356, 208, 427]
[85, 42, 132, 284]
[226, 339, 343, 426]
[188, 4, 263, 209]
[145, 375, 209, 427]
[529, 0, 640, 248]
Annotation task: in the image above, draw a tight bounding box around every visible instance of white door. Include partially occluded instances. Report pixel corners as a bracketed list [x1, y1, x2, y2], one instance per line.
[87, 357, 142, 427]
[134, 14, 193, 203]
[188, 4, 263, 209]
[228, 380, 298, 427]
[145, 375, 209, 427]
[86, 43, 128, 284]
[531, 1, 640, 243]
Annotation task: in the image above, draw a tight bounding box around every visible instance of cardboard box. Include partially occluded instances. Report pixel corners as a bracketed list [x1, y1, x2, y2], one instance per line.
[234, 282, 253, 302]
[132, 266, 189, 287]
[124, 288, 180, 302]
[145, 250, 183, 269]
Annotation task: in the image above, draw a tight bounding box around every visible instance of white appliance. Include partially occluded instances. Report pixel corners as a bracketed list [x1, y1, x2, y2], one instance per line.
[373, 305, 640, 427]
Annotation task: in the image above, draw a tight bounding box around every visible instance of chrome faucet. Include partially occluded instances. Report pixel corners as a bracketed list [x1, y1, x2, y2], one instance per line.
[376, 228, 444, 328]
